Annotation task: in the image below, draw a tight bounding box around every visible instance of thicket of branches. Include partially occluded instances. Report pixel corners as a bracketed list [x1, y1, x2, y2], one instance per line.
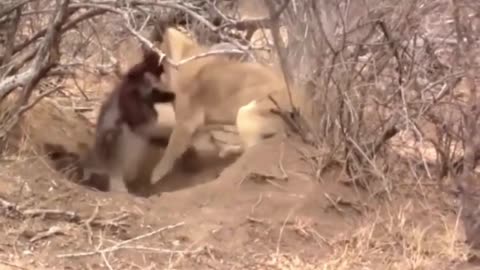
[1, 0, 480, 258]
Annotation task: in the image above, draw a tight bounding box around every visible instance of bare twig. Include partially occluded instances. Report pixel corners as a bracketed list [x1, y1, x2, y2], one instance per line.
[0, 8, 106, 95]
[174, 49, 245, 67]
[450, 0, 480, 257]
[57, 222, 185, 258]
[0, 260, 29, 270]
[276, 208, 294, 257]
[29, 226, 65, 243]
[265, 0, 294, 105]
[5, 8, 105, 62]
[213, 0, 291, 31]
[0, 0, 72, 141]
[83, 203, 100, 245]
[0, 0, 70, 101]
[16, 86, 64, 115]
[18, 0, 70, 105]
[0, 0, 31, 19]
[0, 196, 130, 232]
[0, 6, 22, 68]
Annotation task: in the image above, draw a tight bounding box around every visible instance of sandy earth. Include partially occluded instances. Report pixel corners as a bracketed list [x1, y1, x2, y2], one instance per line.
[0, 74, 469, 269]
[0, 104, 360, 269]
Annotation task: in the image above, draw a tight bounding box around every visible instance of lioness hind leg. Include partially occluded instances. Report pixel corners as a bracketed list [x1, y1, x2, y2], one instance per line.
[220, 100, 284, 158]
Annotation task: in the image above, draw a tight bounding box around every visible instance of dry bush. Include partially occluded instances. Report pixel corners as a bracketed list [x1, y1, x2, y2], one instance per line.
[262, 0, 480, 258]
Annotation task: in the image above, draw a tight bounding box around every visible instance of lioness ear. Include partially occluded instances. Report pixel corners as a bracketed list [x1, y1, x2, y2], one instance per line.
[163, 28, 200, 61]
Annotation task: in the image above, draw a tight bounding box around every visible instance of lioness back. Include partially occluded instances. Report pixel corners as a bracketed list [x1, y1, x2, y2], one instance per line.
[173, 59, 285, 124]
[158, 26, 303, 125]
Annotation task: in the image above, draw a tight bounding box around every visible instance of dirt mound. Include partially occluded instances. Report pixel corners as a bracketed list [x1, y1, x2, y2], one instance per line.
[0, 127, 363, 269]
[148, 136, 364, 257]
[0, 92, 363, 268]
[0, 117, 465, 269]
[0, 77, 467, 268]
[0, 95, 94, 156]
[0, 96, 468, 269]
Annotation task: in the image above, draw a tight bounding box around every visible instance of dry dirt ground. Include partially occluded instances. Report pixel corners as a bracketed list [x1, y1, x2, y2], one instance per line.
[0, 21, 475, 270]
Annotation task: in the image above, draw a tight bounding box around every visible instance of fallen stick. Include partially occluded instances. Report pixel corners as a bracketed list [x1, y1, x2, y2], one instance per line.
[57, 221, 185, 258]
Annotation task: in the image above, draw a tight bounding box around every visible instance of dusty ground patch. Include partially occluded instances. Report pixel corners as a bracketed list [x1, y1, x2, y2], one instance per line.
[0, 111, 469, 269]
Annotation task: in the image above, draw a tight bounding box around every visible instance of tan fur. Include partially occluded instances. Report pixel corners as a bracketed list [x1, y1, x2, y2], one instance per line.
[209, 42, 250, 61]
[149, 27, 308, 184]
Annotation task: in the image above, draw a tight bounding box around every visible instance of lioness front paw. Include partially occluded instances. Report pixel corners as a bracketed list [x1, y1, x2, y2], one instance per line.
[150, 163, 172, 184]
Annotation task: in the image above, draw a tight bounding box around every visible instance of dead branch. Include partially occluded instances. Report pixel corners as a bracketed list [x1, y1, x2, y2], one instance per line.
[0, 8, 106, 82]
[128, 0, 289, 33]
[18, 0, 70, 106]
[113, 4, 246, 68]
[0, 0, 71, 141]
[0, 0, 32, 20]
[451, 3, 478, 181]
[71, 2, 251, 58]
[0, 0, 277, 90]
[0, 0, 70, 101]
[265, 0, 293, 94]
[29, 226, 65, 243]
[0, 260, 28, 270]
[263, 0, 316, 144]
[450, 0, 480, 259]
[2, 7, 106, 65]
[57, 221, 185, 258]
[0, 5, 22, 69]
[17, 85, 64, 114]
[0, 196, 131, 231]
[376, 20, 405, 85]
[0, 6, 81, 66]
[213, 0, 291, 31]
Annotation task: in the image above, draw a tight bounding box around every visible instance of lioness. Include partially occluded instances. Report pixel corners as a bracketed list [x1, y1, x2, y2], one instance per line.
[150, 27, 308, 184]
